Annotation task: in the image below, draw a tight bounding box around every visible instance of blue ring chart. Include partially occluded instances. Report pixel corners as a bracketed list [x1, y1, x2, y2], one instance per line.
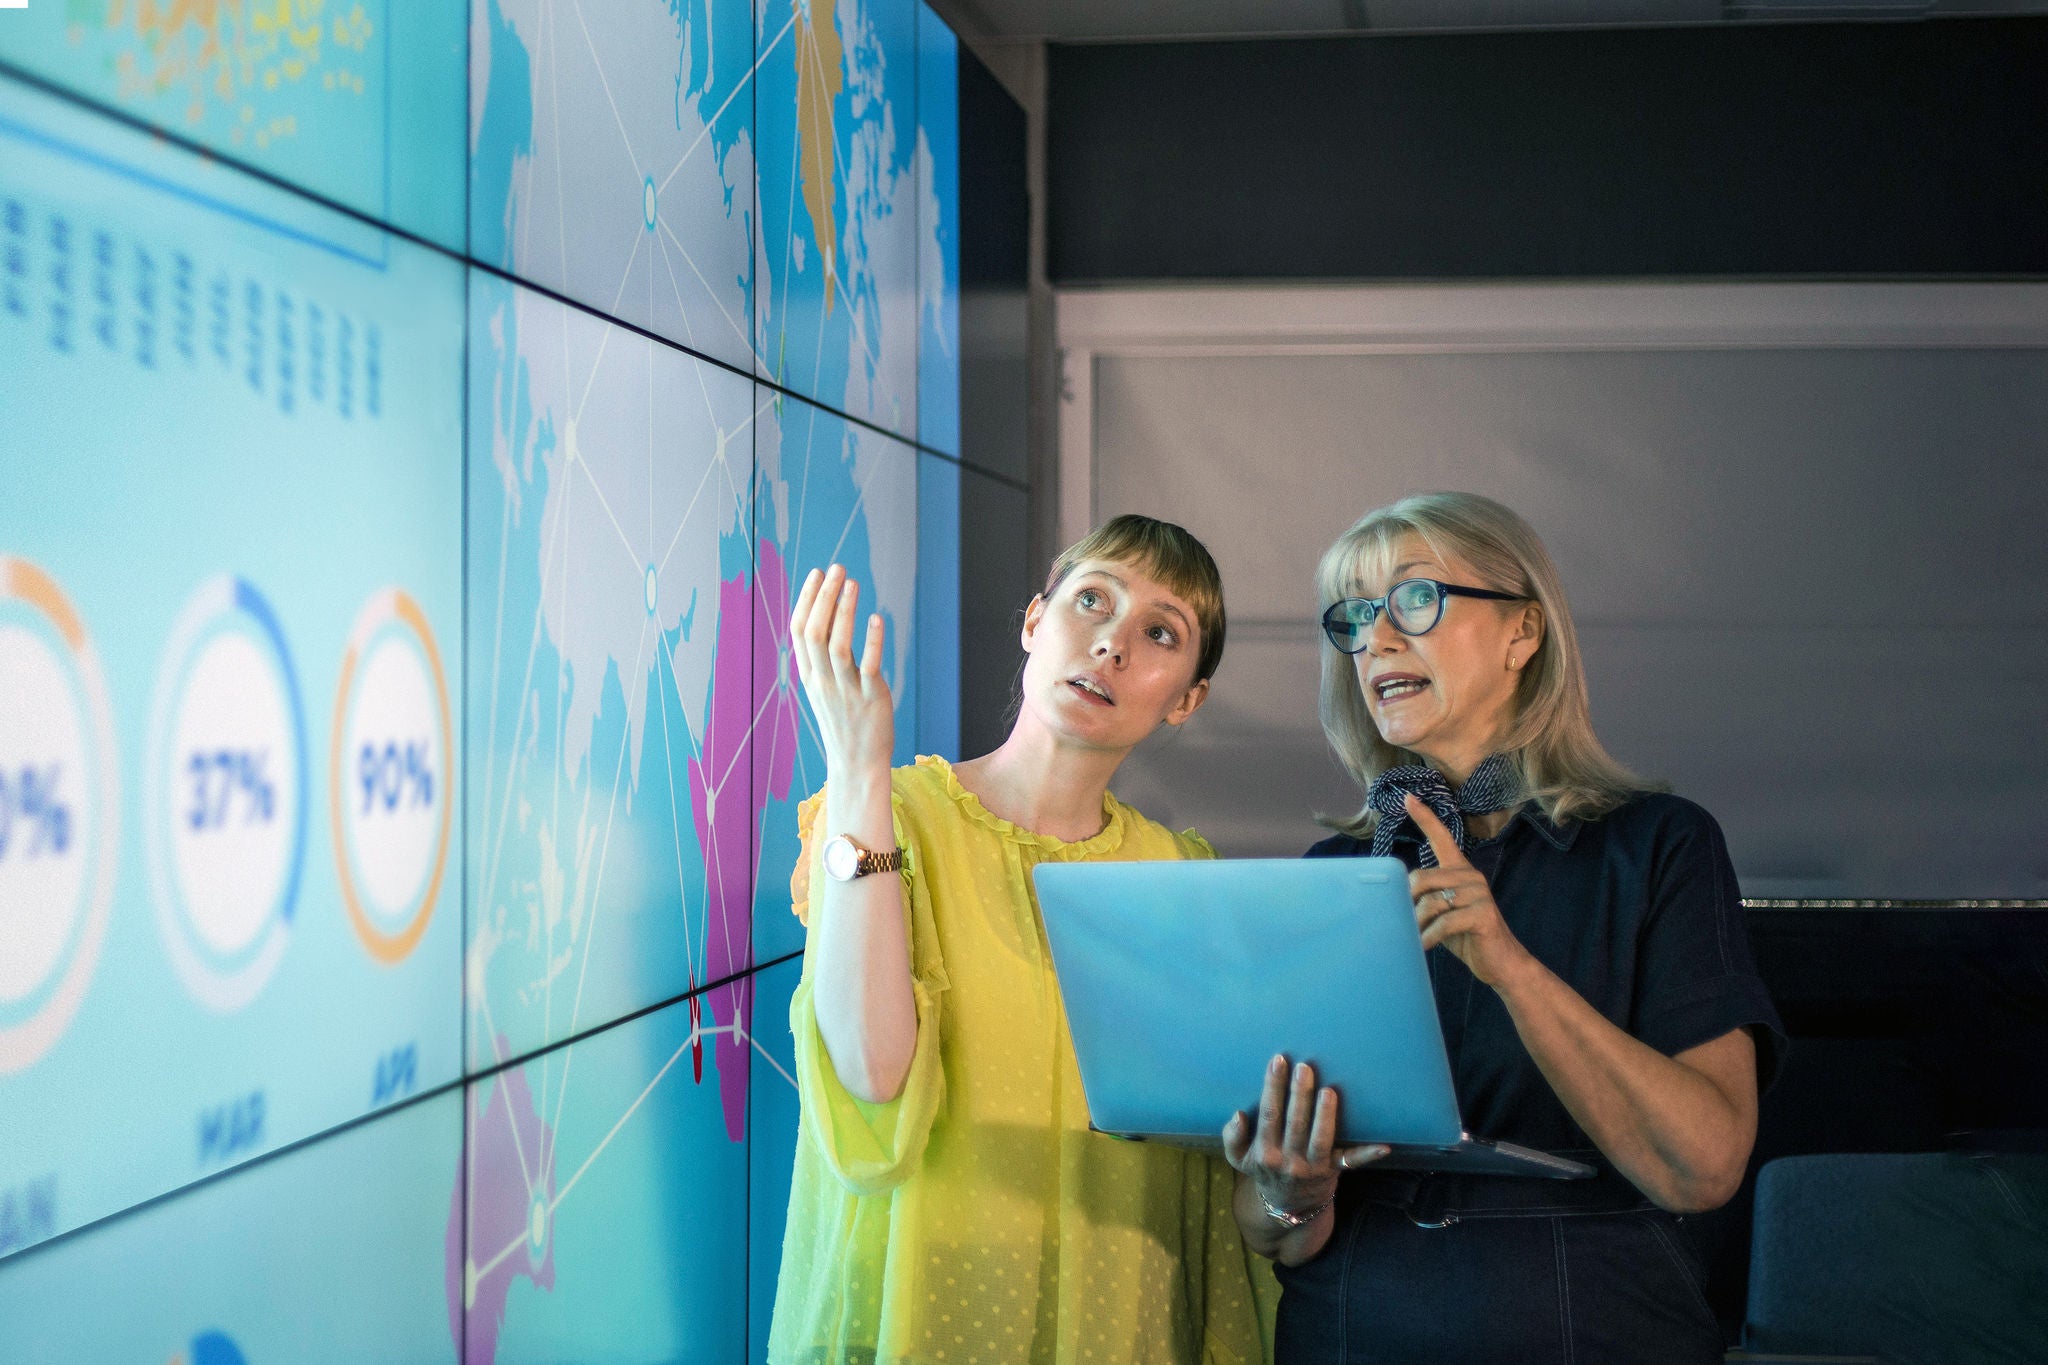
[146, 576, 310, 1012]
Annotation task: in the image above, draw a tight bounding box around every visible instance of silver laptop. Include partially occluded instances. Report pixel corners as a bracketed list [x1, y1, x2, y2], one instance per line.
[1033, 857, 1593, 1179]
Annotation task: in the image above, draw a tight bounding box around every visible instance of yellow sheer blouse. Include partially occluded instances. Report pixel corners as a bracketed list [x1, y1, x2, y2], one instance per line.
[767, 755, 1277, 1365]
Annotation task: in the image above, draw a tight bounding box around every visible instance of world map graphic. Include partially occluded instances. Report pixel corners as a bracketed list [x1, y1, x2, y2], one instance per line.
[0, 0, 961, 1354]
[459, 0, 931, 1357]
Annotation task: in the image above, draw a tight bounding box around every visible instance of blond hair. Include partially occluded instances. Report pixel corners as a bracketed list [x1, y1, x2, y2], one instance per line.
[1317, 492, 1649, 837]
[1046, 514, 1227, 683]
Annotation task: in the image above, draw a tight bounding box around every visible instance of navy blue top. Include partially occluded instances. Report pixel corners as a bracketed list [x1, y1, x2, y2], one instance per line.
[1306, 792, 1785, 1155]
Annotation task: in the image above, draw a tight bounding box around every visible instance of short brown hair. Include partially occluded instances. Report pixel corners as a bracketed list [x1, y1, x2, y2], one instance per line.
[1044, 514, 1227, 683]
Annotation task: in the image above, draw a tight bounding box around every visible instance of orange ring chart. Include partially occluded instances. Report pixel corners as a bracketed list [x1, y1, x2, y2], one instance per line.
[330, 589, 453, 966]
[0, 557, 120, 1072]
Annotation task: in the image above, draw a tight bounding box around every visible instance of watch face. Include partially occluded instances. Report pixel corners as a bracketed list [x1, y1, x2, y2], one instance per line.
[822, 836, 860, 882]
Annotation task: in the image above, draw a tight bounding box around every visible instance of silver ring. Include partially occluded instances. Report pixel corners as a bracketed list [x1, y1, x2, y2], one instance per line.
[1438, 887, 1457, 909]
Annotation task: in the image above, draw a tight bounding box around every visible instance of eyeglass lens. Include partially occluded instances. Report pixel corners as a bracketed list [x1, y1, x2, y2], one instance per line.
[1322, 580, 1447, 652]
[1388, 579, 1443, 632]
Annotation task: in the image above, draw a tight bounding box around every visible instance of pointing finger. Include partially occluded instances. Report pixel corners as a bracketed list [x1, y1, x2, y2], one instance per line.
[1403, 793, 1471, 870]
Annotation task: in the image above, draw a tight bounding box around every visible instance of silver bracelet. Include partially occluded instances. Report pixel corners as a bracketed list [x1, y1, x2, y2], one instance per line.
[1260, 1193, 1334, 1229]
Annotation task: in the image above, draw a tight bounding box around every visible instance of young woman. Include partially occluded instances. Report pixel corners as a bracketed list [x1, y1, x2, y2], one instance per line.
[769, 516, 1276, 1365]
[1223, 492, 1783, 1364]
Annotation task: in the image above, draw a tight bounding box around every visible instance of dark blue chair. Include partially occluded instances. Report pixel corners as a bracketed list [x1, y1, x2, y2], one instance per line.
[1739, 1150, 2048, 1364]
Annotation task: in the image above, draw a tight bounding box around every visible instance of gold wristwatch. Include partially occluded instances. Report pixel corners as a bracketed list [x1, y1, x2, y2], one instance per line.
[821, 834, 904, 882]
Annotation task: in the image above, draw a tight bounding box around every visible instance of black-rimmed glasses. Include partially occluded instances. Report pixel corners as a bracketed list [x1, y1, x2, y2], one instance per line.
[1321, 579, 1524, 653]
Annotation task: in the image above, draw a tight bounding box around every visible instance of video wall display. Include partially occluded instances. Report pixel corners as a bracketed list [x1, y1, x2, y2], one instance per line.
[0, 1092, 461, 1364]
[915, 3, 961, 459]
[747, 954, 804, 1365]
[754, 0, 923, 443]
[465, 273, 759, 1069]
[0, 1, 468, 250]
[0, 68, 464, 1253]
[460, 990, 751, 1364]
[750, 389, 927, 965]
[0, 1, 995, 1358]
[470, 0, 756, 374]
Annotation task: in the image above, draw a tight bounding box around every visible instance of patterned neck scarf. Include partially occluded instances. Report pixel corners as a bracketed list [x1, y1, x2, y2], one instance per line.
[1366, 753, 1518, 868]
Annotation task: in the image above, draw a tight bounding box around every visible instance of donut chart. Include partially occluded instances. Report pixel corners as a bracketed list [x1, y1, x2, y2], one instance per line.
[146, 577, 310, 1013]
[0, 558, 119, 1074]
[331, 589, 453, 966]
[0, 63, 473, 1280]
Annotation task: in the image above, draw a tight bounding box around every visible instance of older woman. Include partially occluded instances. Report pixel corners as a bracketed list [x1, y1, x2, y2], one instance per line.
[1223, 492, 1783, 1363]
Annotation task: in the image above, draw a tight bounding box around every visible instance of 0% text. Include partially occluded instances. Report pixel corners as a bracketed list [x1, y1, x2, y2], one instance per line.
[0, 764, 71, 861]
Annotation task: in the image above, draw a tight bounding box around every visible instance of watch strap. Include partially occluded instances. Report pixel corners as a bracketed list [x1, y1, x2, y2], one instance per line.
[856, 845, 904, 877]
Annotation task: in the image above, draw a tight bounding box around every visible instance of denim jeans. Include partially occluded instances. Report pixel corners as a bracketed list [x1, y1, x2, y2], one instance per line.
[1273, 1187, 1723, 1365]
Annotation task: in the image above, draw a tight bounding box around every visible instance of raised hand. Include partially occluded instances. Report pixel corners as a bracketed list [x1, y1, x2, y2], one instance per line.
[1404, 793, 1535, 988]
[1222, 1054, 1387, 1223]
[789, 564, 894, 779]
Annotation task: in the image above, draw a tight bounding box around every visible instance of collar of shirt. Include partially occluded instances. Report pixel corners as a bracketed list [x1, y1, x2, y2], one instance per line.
[1382, 802, 1581, 853]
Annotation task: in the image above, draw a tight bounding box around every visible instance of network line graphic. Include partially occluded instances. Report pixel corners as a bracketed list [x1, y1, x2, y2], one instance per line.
[467, 0, 924, 1043]
[458, 1004, 801, 1361]
[461, 270, 923, 1356]
[756, 0, 928, 445]
[0, 0, 962, 1354]
[473, 0, 765, 376]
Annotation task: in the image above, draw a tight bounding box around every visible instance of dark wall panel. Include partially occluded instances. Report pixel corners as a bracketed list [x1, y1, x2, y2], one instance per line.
[959, 470, 1034, 761]
[950, 42, 1032, 760]
[1048, 19, 2048, 282]
[960, 44, 1032, 484]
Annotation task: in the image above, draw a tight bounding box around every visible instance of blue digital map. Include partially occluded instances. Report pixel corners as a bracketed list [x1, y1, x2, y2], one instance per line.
[0, 0, 963, 1356]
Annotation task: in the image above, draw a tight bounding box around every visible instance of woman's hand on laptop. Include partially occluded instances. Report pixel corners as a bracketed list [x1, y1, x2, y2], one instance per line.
[1223, 1054, 1388, 1262]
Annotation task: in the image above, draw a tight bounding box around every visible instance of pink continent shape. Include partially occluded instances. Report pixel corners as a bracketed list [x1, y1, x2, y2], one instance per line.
[447, 1052, 557, 1364]
[686, 545, 802, 1140]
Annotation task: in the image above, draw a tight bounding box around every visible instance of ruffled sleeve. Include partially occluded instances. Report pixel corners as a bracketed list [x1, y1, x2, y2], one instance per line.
[787, 780, 951, 1196]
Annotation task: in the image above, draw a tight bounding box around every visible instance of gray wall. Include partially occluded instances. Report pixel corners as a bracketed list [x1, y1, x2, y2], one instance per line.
[1067, 286, 2048, 899]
